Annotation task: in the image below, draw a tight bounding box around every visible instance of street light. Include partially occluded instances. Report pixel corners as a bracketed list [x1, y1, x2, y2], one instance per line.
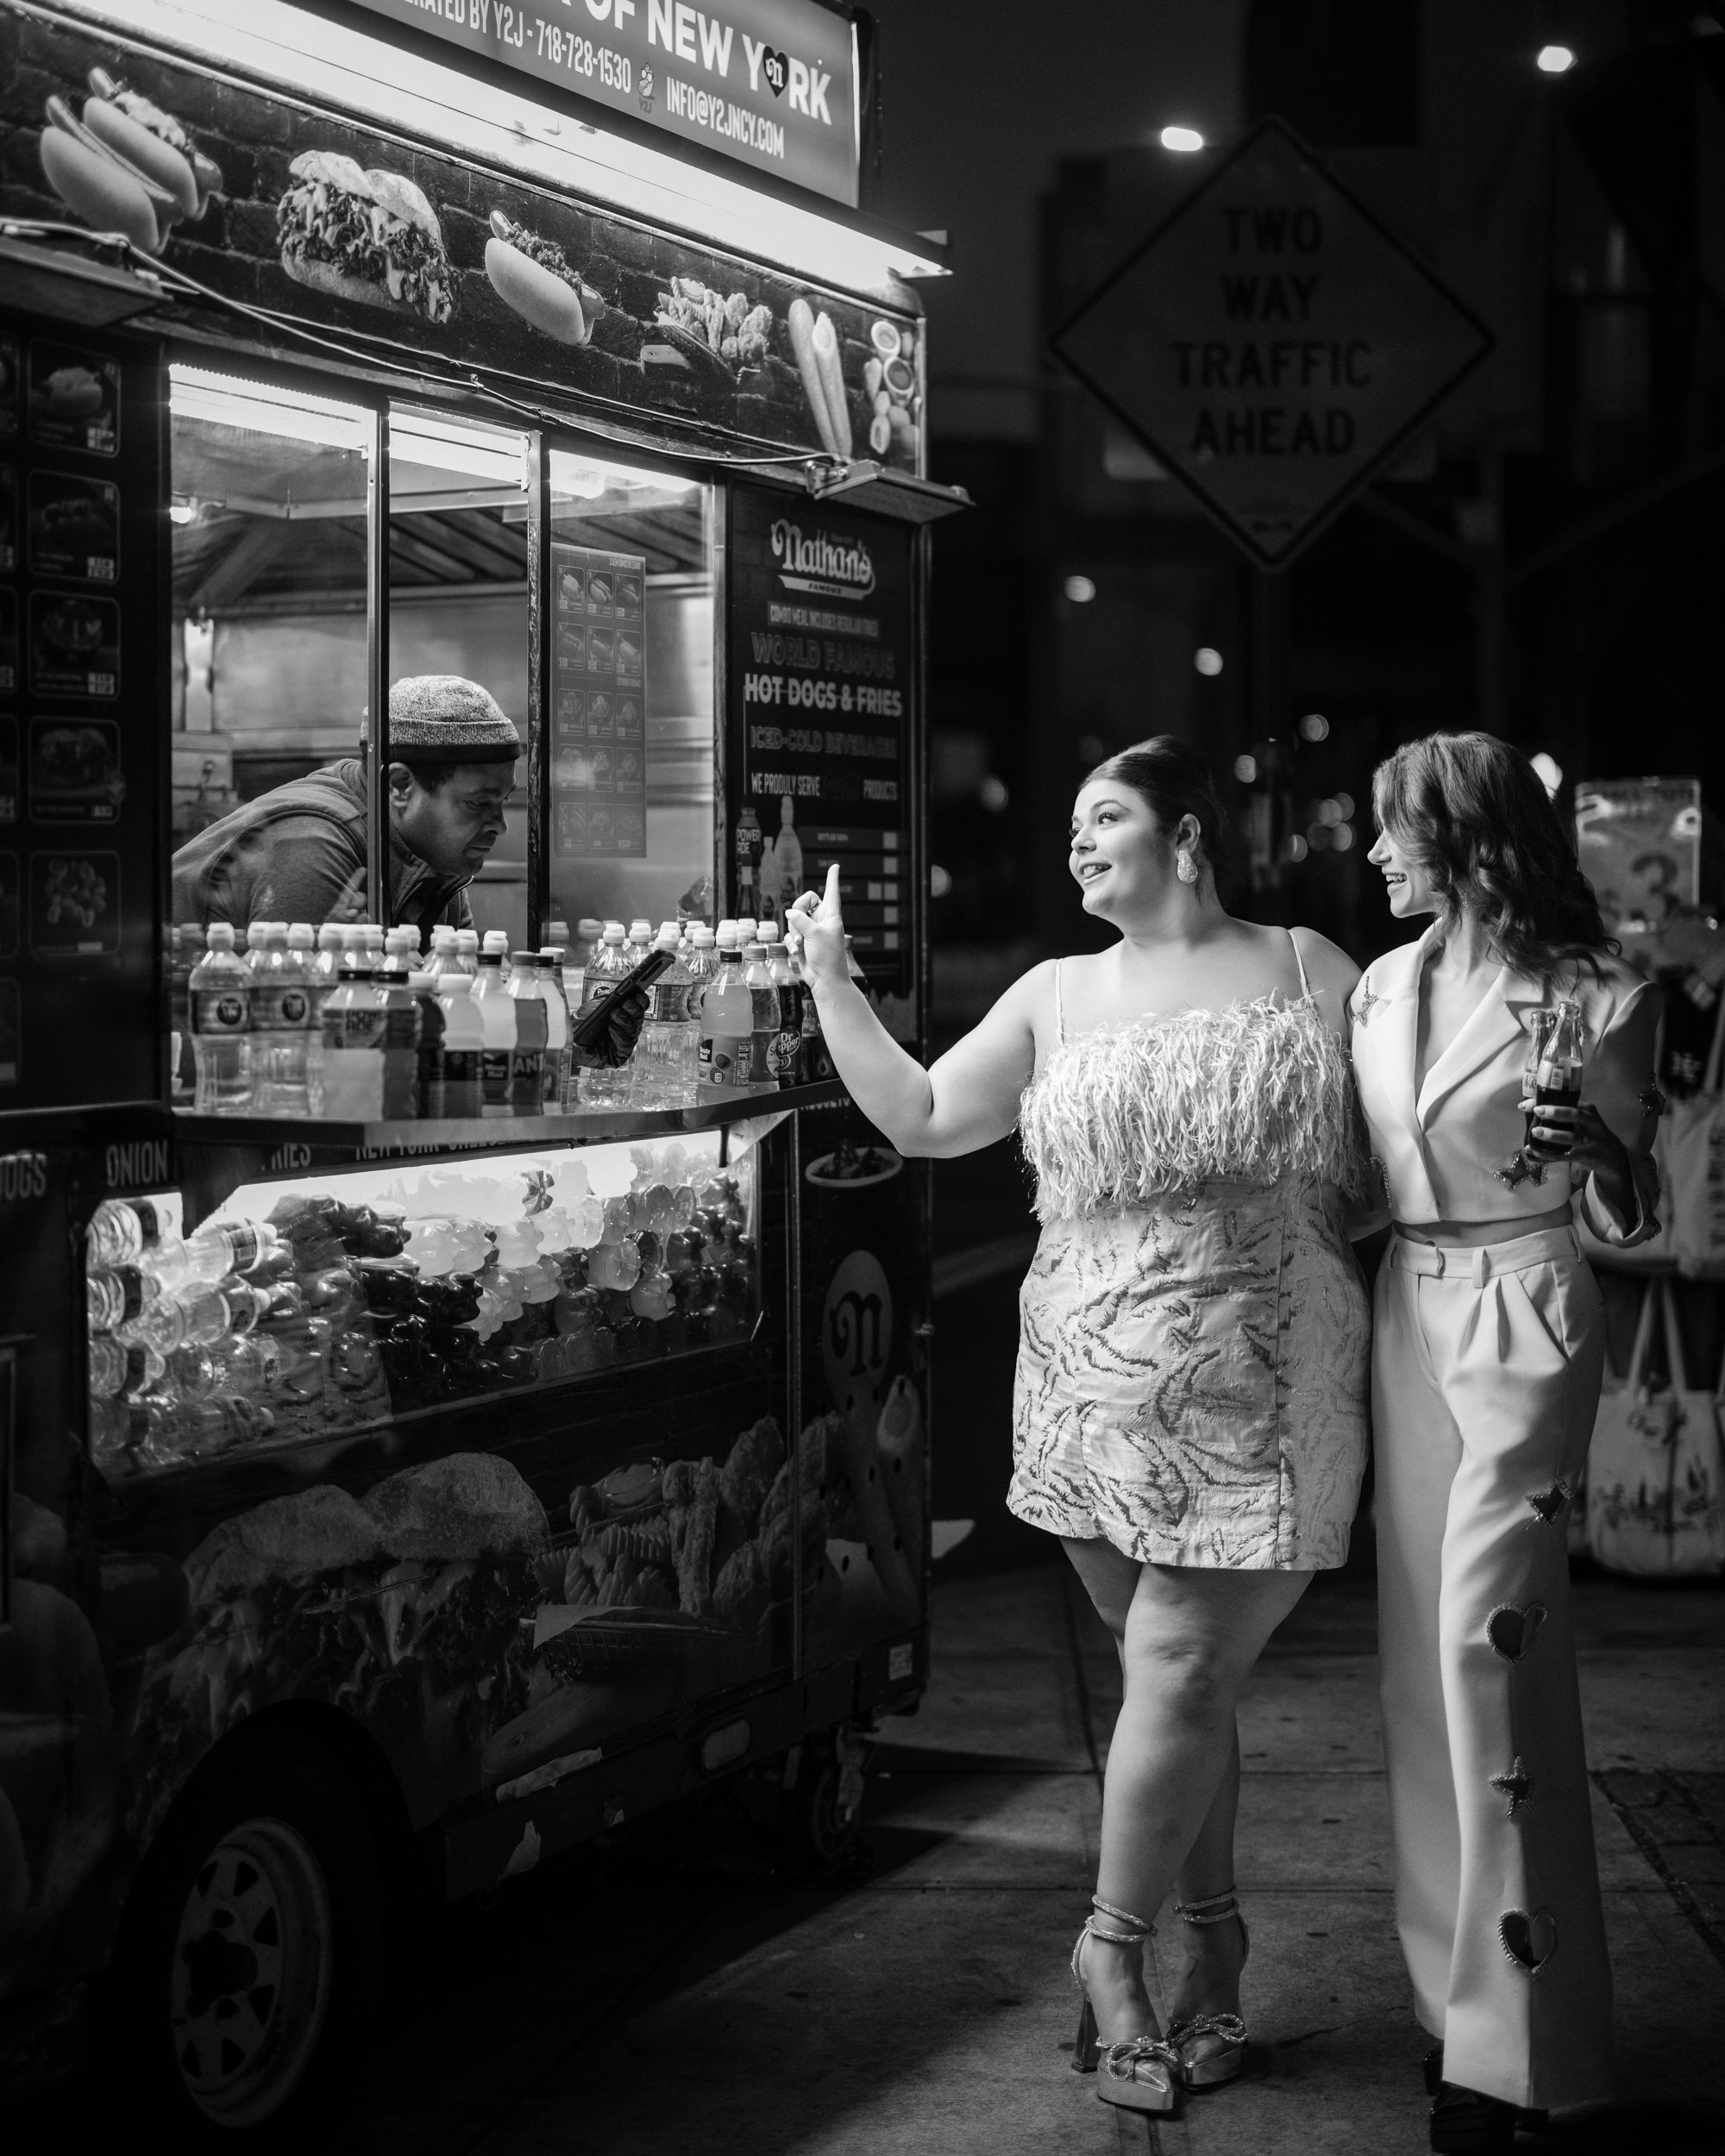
[1536, 45, 1576, 72]
[1159, 125, 1206, 153]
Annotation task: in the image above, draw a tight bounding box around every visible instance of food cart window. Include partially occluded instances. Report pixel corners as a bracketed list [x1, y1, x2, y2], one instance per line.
[85, 1125, 766, 1478]
[546, 449, 715, 931]
[166, 364, 376, 916]
[387, 407, 531, 949]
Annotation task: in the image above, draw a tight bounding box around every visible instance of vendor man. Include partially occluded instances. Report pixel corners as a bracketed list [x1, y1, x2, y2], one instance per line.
[172, 674, 519, 940]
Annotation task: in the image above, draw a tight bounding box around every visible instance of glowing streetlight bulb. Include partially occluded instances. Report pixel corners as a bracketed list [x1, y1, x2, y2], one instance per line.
[1159, 125, 1206, 153]
[1536, 45, 1576, 72]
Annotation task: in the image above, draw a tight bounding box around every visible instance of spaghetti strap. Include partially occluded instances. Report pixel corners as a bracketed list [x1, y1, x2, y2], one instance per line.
[1288, 927, 1313, 1000]
[1053, 958, 1066, 1045]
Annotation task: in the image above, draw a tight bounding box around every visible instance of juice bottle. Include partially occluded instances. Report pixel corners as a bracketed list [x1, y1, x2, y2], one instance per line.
[699, 930, 753, 1090]
[506, 949, 549, 1113]
[409, 970, 447, 1119]
[437, 975, 485, 1118]
[473, 934, 518, 1117]
[743, 940, 777, 1084]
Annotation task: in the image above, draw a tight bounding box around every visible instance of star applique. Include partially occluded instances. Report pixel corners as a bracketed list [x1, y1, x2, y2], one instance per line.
[1353, 978, 1381, 1028]
[1490, 1757, 1535, 1819]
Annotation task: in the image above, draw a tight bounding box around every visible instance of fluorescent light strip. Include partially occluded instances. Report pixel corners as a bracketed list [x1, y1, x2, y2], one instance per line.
[169, 360, 373, 449]
[58, 0, 946, 297]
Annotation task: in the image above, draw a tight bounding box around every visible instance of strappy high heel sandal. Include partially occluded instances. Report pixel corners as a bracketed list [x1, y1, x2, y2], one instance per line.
[1166, 1886, 1250, 2090]
[1070, 1895, 1181, 2116]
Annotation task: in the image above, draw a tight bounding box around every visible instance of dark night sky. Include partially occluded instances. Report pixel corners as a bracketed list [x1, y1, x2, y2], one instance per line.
[863, 0, 1247, 437]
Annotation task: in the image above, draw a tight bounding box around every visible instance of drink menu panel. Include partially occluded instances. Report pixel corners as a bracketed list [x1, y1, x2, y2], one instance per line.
[725, 488, 914, 1000]
[549, 542, 647, 860]
[0, 313, 163, 1106]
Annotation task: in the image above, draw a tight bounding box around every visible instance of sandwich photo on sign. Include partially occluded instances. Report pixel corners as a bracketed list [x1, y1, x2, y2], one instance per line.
[278, 152, 455, 324]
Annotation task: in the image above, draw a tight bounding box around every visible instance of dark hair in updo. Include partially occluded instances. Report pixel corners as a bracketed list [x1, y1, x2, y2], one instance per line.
[1082, 736, 1235, 895]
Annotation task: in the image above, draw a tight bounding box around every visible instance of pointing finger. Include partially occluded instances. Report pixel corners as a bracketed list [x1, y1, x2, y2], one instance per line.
[825, 861, 841, 908]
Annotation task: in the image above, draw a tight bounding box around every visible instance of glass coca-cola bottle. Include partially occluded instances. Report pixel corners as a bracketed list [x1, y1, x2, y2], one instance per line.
[1525, 1000, 1584, 1165]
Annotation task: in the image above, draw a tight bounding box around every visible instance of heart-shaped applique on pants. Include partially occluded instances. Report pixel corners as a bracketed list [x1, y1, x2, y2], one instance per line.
[1500, 1908, 1558, 1972]
[1486, 1601, 1547, 1661]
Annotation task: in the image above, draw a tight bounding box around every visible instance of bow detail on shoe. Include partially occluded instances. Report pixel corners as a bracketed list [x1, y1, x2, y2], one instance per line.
[1167, 2011, 1246, 2047]
[1101, 2036, 1180, 2090]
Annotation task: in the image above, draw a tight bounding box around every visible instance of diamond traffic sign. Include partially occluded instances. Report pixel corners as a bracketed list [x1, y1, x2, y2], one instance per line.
[1052, 119, 1493, 569]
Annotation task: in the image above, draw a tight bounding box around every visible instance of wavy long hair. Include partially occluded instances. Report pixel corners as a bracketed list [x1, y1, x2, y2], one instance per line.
[1371, 731, 1615, 980]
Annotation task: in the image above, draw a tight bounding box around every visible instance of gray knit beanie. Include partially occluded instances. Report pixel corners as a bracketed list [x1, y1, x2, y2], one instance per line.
[387, 675, 520, 767]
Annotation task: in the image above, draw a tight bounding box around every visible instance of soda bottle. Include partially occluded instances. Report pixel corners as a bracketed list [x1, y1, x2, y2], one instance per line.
[699, 929, 753, 1090]
[473, 934, 518, 1117]
[736, 917, 758, 950]
[189, 923, 253, 1112]
[378, 962, 420, 1119]
[454, 928, 480, 976]
[743, 941, 777, 1084]
[634, 923, 698, 1109]
[505, 950, 549, 1113]
[537, 950, 573, 1112]
[437, 975, 485, 1118]
[578, 921, 633, 1111]
[318, 928, 386, 1119]
[409, 970, 447, 1119]
[1524, 1000, 1585, 1164]
[767, 937, 802, 1087]
[800, 950, 835, 1084]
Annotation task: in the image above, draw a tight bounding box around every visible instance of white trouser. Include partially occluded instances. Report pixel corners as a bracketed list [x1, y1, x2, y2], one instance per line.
[1373, 1225, 1612, 2112]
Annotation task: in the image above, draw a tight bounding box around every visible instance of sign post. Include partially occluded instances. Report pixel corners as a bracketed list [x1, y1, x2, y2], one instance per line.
[1052, 119, 1492, 571]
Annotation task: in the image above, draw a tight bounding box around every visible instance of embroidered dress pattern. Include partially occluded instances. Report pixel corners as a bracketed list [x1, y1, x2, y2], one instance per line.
[1008, 973, 1371, 1570]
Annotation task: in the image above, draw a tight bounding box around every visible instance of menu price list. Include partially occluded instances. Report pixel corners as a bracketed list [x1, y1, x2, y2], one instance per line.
[549, 542, 647, 860]
[0, 316, 156, 1106]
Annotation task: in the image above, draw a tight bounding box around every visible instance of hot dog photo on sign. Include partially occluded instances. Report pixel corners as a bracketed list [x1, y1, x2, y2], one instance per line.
[37, 66, 223, 254]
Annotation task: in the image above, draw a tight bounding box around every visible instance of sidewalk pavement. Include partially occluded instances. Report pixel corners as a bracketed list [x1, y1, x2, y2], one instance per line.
[316, 1557, 1724, 2156]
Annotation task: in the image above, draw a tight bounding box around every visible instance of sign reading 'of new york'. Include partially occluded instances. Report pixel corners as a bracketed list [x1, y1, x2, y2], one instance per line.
[1052, 120, 1493, 567]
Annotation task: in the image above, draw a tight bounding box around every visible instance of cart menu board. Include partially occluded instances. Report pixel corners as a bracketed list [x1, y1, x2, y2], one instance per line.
[726, 488, 913, 1001]
[0, 314, 163, 1106]
[549, 543, 648, 859]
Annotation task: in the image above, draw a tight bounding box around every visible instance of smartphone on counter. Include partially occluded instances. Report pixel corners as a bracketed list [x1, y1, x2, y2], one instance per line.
[569, 945, 674, 1056]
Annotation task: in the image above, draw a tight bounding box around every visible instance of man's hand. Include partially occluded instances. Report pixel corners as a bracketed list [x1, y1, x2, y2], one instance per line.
[571, 987, 649, 1069]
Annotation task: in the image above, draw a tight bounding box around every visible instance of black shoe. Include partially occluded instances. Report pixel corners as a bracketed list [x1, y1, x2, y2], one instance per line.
[1429, 2084, 1517, 2155]
[1424, 2047, 1549, 2137]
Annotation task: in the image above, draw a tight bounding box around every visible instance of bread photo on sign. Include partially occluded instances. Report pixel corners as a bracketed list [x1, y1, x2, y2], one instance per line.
[277, 152, 455, 324]
[483, 209, 607, 346]
[37, 66, 224, 257]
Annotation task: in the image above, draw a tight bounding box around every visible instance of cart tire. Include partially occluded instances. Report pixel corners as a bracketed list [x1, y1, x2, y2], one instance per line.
[779, 1725, 869, 1877]
[110, 1734, 385, 2145]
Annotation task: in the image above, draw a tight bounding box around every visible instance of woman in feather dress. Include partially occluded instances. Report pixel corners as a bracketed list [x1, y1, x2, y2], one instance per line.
[786, 736, 1377, 2118]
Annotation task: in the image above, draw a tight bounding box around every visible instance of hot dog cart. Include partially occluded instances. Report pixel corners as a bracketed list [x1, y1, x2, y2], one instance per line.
[0, 0, 959, 2127]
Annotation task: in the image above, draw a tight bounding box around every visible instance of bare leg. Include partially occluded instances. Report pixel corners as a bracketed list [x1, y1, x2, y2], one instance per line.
[1167, 1728, 1249, 2061]
[1062, 1537, 1308, 2044]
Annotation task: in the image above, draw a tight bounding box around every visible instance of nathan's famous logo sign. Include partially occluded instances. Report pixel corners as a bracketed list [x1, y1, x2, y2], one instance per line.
[344, 0, 859, 205]
[770, 519, 875, 602]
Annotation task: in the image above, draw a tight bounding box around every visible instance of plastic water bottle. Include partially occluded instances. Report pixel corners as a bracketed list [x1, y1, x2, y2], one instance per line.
[506, 949, 549, 1113]
[454, 928, 480, 976]
[699, 930, 753, 1090]
[190, 923, 253, 1112]
[538, 950, 572, 1111]
[743, 941, 777, 1084]
[568, 918, 602, 1025]
[578, 921, 633, 1110]
[318, 928, 386, 1119]
[437, 975, 485, 1118]
[409, 971, 446, 1119]
[86, 1197, 145, 1269]
[633, 922, 698, 1108]
[473, 934, 518, 1117]
[254, 924, 316, 1114]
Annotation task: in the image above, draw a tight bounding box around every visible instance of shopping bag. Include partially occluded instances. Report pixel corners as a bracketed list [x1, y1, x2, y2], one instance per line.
[1667, 993, 1725, 1279]
[1587, 1281, 1725, 1576]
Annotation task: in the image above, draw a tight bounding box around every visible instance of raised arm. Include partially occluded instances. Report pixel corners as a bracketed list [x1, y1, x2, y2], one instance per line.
[787, 864, 1042, 1158]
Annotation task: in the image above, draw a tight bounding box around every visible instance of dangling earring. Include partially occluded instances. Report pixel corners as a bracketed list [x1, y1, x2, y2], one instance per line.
[1176, 849, 1199, 886]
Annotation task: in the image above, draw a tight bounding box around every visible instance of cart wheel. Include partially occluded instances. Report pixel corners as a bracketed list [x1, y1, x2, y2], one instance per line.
[111, 1735, 385, 2144]
[780, 1725, 870, 1877]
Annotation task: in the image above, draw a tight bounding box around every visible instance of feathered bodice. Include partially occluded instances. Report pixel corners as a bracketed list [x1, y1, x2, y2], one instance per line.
[1019, 997, 1371, 1223]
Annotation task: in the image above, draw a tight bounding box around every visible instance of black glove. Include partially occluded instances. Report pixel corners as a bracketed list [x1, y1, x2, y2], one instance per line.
[571, 987, 649, 1069]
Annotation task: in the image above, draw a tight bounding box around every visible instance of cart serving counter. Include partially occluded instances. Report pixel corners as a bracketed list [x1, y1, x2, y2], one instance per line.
[0, 0, 959, 2122]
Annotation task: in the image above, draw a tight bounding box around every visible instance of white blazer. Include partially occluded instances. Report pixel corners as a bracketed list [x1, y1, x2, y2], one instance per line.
[1349, 926, 1660, 1244]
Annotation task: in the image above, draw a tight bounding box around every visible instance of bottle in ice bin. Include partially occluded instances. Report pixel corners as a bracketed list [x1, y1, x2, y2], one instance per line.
[436, 975, 485, 1117]
[505, 949, 549, 1113]
[633, 922, 698, 1108]
[578, 921, 633, 1110]
[183, 1219, 277, 1283]
[538, 950, 572, 1111]
[473, 933, 518, 1116]
[190, 923, 253, 1112]
[699, 927, 752, 1089]
[1525, 1000, 1585, 1164]
[743, 941, 777, 1083]
[86, 1197, 146, 1270]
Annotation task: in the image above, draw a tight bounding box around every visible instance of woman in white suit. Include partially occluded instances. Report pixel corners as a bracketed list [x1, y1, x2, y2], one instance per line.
[1351, 733, 1660, 2155]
